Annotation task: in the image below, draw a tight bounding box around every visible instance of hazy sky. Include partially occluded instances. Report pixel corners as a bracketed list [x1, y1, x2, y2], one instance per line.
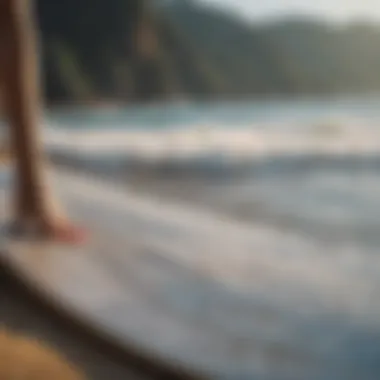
[200, 0, 380, 22]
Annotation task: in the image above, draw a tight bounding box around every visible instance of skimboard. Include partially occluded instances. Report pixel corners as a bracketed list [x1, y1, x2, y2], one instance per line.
[1, 167, 380, 380]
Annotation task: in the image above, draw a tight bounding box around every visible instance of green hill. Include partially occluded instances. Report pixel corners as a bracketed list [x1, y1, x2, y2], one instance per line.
[35, 0, 380, 104]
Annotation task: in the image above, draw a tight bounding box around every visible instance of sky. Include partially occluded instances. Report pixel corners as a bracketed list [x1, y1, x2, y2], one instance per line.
[199, 0, 380, 22]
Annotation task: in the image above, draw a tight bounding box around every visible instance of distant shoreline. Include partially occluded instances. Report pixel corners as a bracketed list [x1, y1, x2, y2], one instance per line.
[43, 91, 380, 112]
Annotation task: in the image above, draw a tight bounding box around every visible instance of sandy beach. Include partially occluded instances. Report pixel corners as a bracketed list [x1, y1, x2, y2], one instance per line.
[0, 270, 148, 380]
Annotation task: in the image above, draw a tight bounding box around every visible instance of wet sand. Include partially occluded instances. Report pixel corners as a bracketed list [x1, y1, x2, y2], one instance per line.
[0, 269, 147, 380]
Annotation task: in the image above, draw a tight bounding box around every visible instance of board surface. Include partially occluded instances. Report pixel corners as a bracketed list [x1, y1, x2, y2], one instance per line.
[2, 168, 380, 380]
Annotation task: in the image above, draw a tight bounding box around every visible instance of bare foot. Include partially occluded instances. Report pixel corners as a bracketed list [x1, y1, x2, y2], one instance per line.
[39, 216, 88, 244]
[12, 187, 88, 244]
[8, 216, 87, 245]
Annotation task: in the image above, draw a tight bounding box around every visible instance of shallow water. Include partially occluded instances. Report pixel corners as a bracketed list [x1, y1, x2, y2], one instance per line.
[41, 97, 380, 252]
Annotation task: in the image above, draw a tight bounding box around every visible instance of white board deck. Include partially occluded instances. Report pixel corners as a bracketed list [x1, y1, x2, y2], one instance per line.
[1, 168, 380, 380]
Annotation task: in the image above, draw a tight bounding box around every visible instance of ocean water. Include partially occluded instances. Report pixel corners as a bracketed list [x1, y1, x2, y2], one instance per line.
[42, 97, 380, 252]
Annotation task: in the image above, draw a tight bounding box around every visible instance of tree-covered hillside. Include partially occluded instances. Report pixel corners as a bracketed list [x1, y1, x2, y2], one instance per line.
[35, 0, 380, 104]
